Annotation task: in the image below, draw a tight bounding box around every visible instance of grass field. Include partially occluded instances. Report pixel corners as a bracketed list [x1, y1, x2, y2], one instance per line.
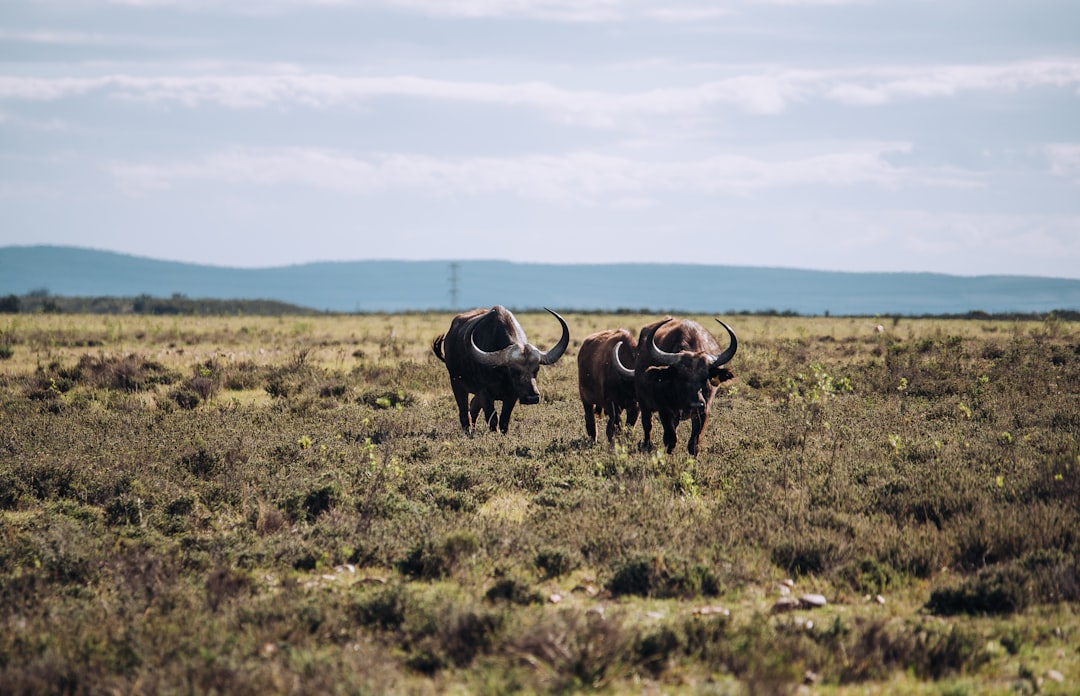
[1, 312, 1078, 694]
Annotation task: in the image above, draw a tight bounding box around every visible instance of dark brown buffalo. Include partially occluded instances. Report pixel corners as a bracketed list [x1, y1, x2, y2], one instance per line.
[577, 328, 640, 443]
[615, 317, 737, 456]
[432, 305, 570, 434]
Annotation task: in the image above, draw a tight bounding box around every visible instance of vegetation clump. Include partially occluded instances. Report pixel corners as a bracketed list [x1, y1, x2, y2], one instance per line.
[0, 312, 1077, 693]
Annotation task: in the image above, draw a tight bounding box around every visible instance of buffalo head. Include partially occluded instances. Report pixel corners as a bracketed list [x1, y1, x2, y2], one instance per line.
[465, 307, 569, 405]
[631, 317, 738, 455]
[642, 318, 736, 409]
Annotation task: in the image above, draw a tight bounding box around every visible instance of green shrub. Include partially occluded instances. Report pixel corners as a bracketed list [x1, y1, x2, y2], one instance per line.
[485, 577, 543, 605]
[352, 583, 410, 630]
[535, 548, 577, 579]
[398, 532, 479, 580]
[842, 557, 902, 595]
[771, 532, 850, 577]
[510, 608, 633, 691]
[359, 389, 413, 409]
[178, 444, 221, 479]
[169, 385, 202, 409]
[282, 481, 341, 522]
[607, 556, 722, 598]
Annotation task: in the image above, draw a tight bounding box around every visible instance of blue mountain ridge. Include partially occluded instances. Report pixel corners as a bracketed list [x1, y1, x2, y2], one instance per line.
[2, 245, 1078, 315]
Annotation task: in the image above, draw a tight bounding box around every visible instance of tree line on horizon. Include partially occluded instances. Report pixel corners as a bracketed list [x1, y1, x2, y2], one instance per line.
[1, 291, 1077, 322]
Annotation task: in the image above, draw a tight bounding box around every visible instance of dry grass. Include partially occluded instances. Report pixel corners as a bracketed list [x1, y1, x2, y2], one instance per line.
[1, 311, 1078, 694]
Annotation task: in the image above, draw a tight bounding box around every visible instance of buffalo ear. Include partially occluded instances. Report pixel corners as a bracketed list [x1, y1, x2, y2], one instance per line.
[709, 368, 735, 386]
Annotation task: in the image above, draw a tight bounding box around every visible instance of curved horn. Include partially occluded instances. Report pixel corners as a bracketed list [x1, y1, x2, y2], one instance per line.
[612, 340, 635, 379]
[711, 319, 738, 369]
[645, 318, 680, 366]
[537, 308, 570, 366]
[467, 309, 516, 367]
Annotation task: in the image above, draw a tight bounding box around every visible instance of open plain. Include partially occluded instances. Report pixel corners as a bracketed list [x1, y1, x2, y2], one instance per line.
[1, 312, 1078, 694]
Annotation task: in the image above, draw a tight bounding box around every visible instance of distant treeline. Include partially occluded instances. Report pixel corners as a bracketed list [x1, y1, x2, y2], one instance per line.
[575, 308, 1080, 321]
[0, 293, 320, 317]
[1, 292, 1078, 321]
[902, 309, 1080, 322]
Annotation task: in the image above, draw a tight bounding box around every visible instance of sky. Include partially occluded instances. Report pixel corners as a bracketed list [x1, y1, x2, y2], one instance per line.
[1, 0, 1079, 278]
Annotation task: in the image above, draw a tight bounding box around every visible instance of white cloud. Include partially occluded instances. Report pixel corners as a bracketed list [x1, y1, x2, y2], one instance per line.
[0, 109, 68, 131]
[92, 0, 859, 21]
[710, 208, 1080, 276]
[3, 59, 1077, 123]
[0, 29, 179, 48]
[1046, 143, 1080, 184]
[827, 60, 1080, 106]
[104, 142, 965, 202]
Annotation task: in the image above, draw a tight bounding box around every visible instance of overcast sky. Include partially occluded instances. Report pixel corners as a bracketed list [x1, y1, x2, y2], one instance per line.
[2, 0, 1079, 277]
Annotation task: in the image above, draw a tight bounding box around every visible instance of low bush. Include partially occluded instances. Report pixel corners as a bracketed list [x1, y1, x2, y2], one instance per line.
[0, 313, 1077, 693]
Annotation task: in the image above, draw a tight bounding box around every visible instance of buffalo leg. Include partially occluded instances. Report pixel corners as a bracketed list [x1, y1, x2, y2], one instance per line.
[605, 402, 622, 442]
[625, 403, 639, 428]
[640, 409, 654, 451]
[451, 383, 473, 433]
[583, 402, 597, 441]
[497, 398, 518, 434]
[687, 409, 709, 456]
[660, 411, 680, 454]
[470, 395, 497, 432]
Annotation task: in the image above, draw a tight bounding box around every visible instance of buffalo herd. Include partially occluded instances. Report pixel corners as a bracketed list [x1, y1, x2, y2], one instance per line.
[433, 306, 737, 455]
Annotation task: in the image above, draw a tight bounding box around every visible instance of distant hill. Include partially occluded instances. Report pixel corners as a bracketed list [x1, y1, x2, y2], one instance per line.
[3, 245, 1079, 315]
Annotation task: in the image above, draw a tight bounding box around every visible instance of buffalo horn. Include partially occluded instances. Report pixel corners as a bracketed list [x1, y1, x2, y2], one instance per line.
[467, 310, 516, 367]
[710, 319, 738, 369]
[644, 318, 680, 366]
[537, 308, 570, 366]
[612, 341, 635, 379]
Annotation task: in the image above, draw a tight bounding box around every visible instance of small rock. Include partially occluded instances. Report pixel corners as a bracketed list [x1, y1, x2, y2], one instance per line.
[645, 610, 664, 620]
[777, 584, 791, 596]
[1046, 670, 1064, 684]
[804, 669, 819, 684]
[260, 642, 278, 659]
[875, 594, 886, 605]
[549, 593, 563, 604]
[799, 593, 828, 608]
[694, 605, 730, 617]
[782, 578, 795, 588]
[587, 605, 605, 618]
[772, 596, 800, 613]
[321, 574, 337, 581]
[334, 564, 356, 574]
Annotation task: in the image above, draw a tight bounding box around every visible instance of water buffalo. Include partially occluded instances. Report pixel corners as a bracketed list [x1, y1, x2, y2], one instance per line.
[577, 328, 640, 443]
[432, 305, 570, 434]
[615, 317, 737, 456]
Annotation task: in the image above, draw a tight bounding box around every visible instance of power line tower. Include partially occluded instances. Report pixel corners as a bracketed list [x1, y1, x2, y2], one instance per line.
[448, 262, 460, 309]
